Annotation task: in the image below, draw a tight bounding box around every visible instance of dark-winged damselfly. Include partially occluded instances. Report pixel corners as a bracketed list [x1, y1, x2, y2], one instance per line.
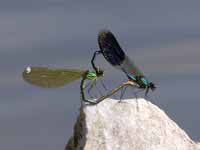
[91, 30, 156, 98]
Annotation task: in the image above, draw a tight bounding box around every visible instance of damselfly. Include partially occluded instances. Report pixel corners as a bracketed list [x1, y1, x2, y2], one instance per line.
[22, 66, 105, 104]
[91, 30, 156, 97]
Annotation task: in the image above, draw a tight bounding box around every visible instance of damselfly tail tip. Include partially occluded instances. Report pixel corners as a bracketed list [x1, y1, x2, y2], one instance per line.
[98, 29, 112, 37]
[99, 29, 110, 33]
[149, 82, 156, 91]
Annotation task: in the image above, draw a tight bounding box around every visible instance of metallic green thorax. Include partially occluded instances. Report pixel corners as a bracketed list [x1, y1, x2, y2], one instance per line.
[86, 71, 97, 80]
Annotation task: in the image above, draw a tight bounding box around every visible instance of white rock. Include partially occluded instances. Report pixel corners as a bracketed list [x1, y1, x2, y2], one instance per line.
[66, 98, 199, 150]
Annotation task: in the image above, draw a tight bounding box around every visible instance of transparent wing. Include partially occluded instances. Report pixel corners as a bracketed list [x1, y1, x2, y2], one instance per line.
[121, 55, 144, 77]
[22, 66, 84, 88]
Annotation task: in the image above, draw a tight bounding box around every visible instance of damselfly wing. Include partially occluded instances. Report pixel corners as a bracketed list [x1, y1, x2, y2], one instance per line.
[98, 30, 143, 77]
[22, 66, 109, 104]
[98, 30, 143, 76]
[23, 66, 85, 88]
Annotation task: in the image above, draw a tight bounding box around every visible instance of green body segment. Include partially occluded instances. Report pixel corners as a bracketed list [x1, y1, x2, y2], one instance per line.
[86, 71, 97, 80]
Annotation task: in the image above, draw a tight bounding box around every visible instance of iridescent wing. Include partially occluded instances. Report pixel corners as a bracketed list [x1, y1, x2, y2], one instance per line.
[22, 66, 85, 88]
[98, 30, 143, 77]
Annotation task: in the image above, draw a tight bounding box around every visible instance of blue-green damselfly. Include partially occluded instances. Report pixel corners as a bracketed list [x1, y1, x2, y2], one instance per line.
[91, 30, 156, 98]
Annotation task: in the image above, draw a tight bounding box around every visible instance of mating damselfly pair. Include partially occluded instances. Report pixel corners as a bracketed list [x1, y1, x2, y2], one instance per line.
[23, 30, 156, 105]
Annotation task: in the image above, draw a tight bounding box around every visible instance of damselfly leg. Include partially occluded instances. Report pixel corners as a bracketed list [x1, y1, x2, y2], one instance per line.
[99, 78, 109, 92]
[91, 50, 101, 74]
[80, 73, 97, 105]
[87, 80, 96, 98]
[119, 86, 128, 102]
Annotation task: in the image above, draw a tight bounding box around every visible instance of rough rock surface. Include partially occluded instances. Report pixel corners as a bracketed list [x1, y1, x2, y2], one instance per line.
[198, 143, 200, 148]
[66, 98, 199, 150]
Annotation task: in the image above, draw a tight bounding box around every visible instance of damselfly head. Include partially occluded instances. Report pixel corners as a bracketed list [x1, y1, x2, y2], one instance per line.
[96, 67, 104, 77]
[149, 82, 156, 91]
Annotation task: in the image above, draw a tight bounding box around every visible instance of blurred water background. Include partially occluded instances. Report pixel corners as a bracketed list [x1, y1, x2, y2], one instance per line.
[1, 0, 200, 149]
